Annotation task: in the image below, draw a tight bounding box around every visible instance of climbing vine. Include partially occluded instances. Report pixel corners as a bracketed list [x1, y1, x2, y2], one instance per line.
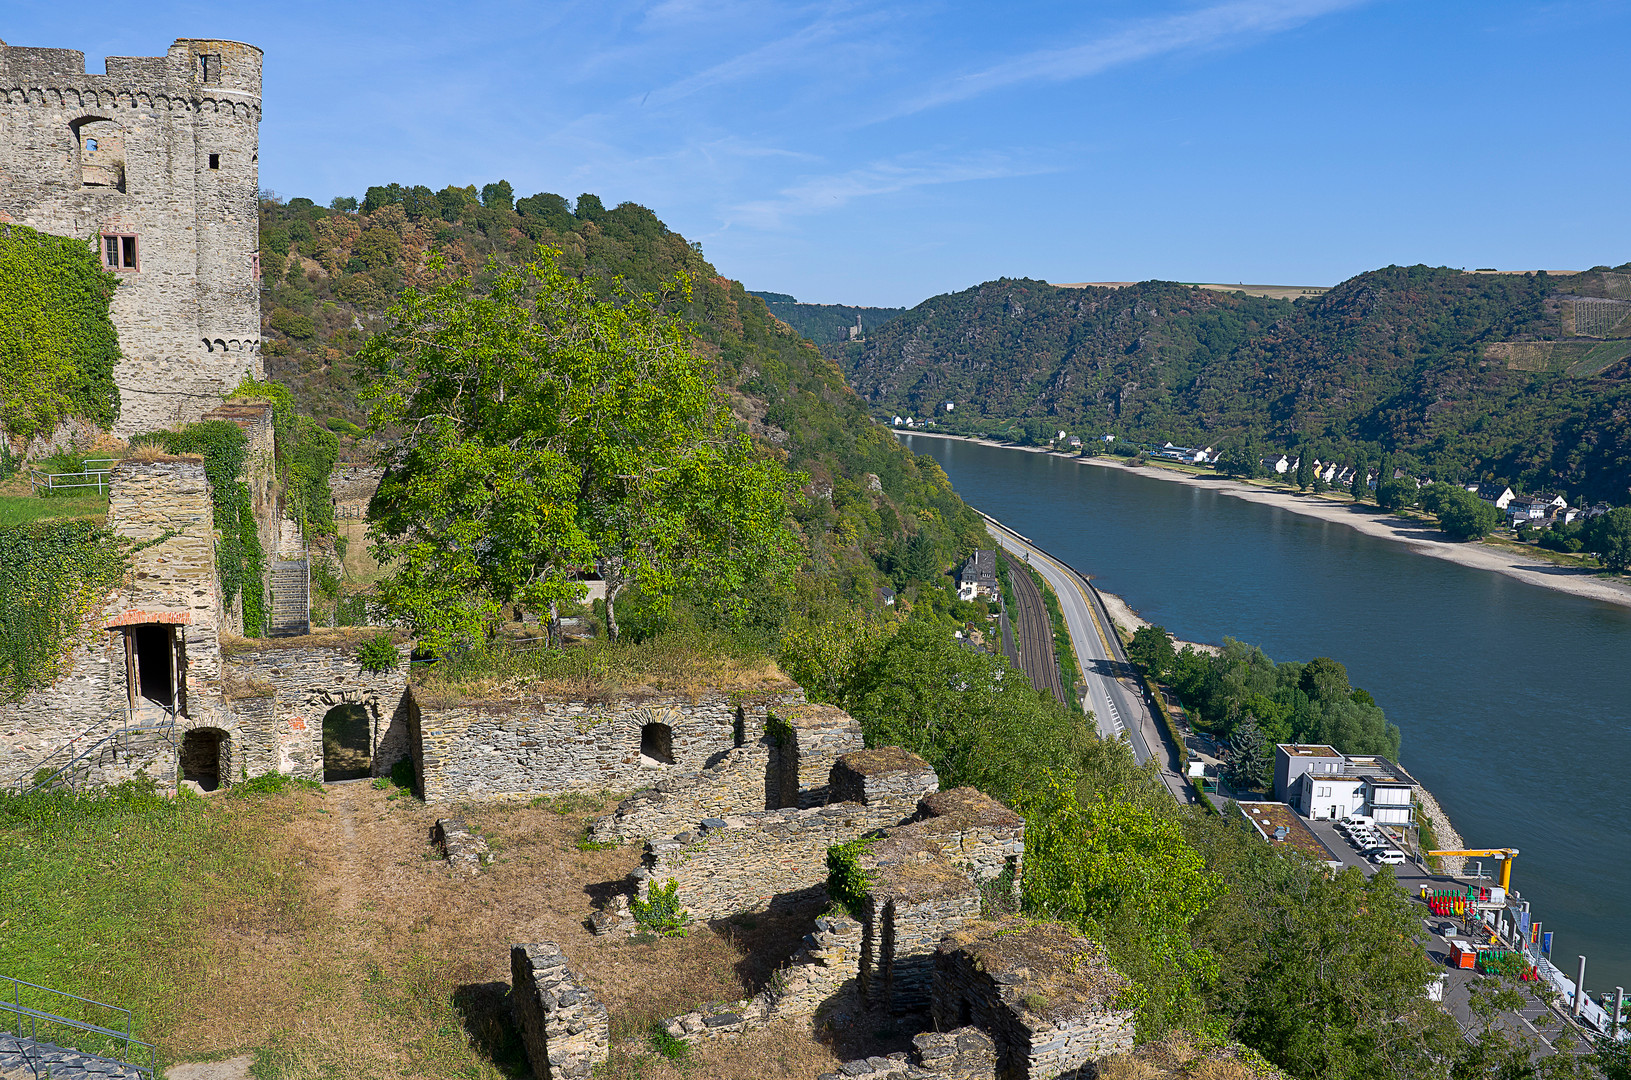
[0, 520, 131, 701]
[133, 421, 267, 637]
[825, 835, 878, 918]
[227, 378, 339, 542]
[0, 223, 121, 440]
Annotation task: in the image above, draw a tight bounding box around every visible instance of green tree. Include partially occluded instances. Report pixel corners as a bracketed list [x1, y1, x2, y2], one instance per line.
[1223, 714, 1274, 791]
[480, 180, 514, 212]
[1017, 777, 1223, 1035]
[1207, 860, 1460, 1080]
[1376, 477, 1417, 512]
[1350, 461, 1368, 502]
[1426, 483, 1501, 540]
[1295, 445, 1314, 490]
[1128, 624, 1177, 679]
[1585, 507, 1631, 571]
[1216, 433, 1264, 478]
[1298, 656, 1351, 704]
[358, 250, 801, 649]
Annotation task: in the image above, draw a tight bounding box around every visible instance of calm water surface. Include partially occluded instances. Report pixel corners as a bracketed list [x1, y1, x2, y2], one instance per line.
[903, 434, 1631, 991]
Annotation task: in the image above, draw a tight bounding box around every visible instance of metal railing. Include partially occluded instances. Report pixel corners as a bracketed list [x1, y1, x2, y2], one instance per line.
[26, 460, 117, 497]
[5, 714, 177, 796]
[1, 975, 155, 1078]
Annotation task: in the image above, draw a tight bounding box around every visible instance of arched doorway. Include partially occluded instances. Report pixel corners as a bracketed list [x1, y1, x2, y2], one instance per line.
[181, 729, 228, 792]
[639, 722, 674, 767]
[322, 703, 372, 781]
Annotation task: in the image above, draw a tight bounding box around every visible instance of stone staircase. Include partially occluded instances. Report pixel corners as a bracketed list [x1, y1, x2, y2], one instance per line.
[269, 556, 310, 638]
[0, 1033, 147, 1079]
[1, 976, 153, 1079]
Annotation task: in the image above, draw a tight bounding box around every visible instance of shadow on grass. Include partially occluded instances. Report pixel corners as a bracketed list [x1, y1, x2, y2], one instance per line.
[452, 981, 530, 1078]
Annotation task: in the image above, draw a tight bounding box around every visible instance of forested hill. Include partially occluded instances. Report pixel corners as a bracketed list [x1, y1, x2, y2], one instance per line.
[257, 185, 985, 613]
[747, 291, 909, 344]
[841, 265, 1631, 504]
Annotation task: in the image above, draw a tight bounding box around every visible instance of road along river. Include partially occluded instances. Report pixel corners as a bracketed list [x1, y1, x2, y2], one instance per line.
[901, 432, 1631, 995]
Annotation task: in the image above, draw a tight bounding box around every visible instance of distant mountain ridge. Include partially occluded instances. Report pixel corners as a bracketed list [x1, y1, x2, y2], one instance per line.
[748, 291, 909, 345]
[838, 264, 1631, 504]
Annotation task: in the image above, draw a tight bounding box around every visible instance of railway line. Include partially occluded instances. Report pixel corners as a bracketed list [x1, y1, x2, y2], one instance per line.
[997, 550, 1067, 705]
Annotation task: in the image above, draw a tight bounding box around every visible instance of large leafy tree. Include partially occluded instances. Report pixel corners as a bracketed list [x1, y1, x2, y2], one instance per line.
[359, 250, 801, 649]
[1422, 483, 1500, 540]
[1585, 507, 1631, 571]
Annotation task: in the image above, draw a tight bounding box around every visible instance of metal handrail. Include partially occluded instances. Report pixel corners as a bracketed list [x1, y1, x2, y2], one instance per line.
[27, 467, 114, 496]
[1, 974, 155, 1078]
[6, 714, 177, 795]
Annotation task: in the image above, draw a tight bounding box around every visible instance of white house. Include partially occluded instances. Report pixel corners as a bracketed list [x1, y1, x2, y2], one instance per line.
[1471, 482, 1515, 509]
[892, 416, 903, 426]
[957, 550, 998, 602]
[1273, 744, 1418, 824]
[1261, 454, 1292, 475]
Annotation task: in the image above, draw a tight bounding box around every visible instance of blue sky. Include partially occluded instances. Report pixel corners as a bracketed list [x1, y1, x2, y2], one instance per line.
[10, 1, 1631, 306]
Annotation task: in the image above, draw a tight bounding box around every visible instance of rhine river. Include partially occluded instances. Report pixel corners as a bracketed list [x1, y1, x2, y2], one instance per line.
[901, 433, 1631, 994]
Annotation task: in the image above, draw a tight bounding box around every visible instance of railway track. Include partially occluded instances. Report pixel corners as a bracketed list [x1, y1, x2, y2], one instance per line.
[998, 550, 1068, 705]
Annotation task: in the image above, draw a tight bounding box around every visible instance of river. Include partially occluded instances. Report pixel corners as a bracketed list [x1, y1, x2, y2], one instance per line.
[901, 433, 1631, 994]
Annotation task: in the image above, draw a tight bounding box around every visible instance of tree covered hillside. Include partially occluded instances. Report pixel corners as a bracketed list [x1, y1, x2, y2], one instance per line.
[747, 290, 908, 345]
[842, 266, 1631, 503]
[257, 186, 985, 622]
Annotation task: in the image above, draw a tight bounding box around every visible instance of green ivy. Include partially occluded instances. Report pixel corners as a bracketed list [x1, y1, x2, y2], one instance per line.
[0, 223, 121, 440]
[0, 520, 130, 701]
[825, 835, 878, 918]
[135, 421, 267, 637]
[227, 378, 339, 545]
[357, 632, 399, 673]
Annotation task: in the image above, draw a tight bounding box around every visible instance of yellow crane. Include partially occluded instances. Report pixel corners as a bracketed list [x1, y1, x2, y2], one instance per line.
[1427, 848, 1520, 890]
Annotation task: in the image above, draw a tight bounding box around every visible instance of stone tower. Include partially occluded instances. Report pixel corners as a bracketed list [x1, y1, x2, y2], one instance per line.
[0, 38, 263, 435]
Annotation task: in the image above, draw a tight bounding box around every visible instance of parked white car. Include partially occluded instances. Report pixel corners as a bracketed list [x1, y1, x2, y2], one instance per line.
[1370, 849, 1406, 865]
[1341, 814, 1375, 828]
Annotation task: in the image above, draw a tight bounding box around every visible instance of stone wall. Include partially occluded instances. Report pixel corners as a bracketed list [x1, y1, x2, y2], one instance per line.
[857, 833, 982, 1016]
[201, 400, 277, 630]
[663, 914, 862, 1043]
[639, 802, 905, 922]
[223, 632, 413, 781]
[931, 919, 1134, 1079]
[903, 788, 1025, 896]
[586, 736, 775, 844]
[0, 39, 263, 434]
[510, 942, 609, 1079]
[637, 747, 939, 922]
[413, 692, 797, 805]
[829, 748, 939, 814]
[768, 701, 864, 808]
[818, 1028, 999, 1080]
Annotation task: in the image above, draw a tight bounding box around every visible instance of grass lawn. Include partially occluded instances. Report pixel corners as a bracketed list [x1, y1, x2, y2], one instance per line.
[0, 491, 108, 527]
[0, 778, 851, 1080]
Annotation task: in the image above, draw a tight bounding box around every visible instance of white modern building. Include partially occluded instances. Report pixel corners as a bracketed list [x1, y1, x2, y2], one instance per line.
[1273, 743, 1417, 824]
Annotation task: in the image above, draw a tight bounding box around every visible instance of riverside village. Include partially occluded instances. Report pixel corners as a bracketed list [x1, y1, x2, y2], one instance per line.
[2, 24, 1630, 1080]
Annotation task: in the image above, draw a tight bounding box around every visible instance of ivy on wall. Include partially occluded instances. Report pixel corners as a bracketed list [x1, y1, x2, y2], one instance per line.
[0, 224, 121, 441]
[227, 378, 339, 543]
[0, 520, 130, 701]
[133, 422, 267, 637]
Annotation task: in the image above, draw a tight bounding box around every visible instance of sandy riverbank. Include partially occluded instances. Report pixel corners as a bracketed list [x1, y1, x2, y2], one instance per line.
[903, 431, 1631, 612]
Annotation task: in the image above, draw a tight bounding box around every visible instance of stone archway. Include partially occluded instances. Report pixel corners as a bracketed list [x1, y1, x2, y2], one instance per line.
[322, 702, 373, 782]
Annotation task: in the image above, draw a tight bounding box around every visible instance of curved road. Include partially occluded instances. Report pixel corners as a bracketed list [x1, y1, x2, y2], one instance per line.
[980, 514, 1194, 805]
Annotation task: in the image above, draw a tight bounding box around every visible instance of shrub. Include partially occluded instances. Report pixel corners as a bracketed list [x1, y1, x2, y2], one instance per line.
[232, 772, 324, 796]
[649, 1023, 690, 1062]
[631, 878, 691, 937]
[825, 836, 877, 918]
[358, 632, 399, 673]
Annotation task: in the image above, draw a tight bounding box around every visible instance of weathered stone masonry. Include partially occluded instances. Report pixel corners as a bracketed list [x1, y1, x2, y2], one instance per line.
[510, 942, 609, 1080]
[0, 37, 263, 435]
[411, 692, 802, 805]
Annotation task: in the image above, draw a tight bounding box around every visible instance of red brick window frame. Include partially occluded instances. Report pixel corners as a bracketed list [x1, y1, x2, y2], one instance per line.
[101, 233, 139, 272]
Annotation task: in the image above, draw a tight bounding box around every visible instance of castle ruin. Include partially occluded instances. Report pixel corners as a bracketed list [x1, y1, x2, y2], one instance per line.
[0, 37, 263, 437]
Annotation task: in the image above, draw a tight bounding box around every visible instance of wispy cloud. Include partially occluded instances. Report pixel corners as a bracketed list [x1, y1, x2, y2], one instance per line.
[729, 151, 1058, 229]
[889, 0, 1369, 118]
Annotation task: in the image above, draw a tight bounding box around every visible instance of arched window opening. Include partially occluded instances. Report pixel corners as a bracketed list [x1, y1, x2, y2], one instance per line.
[639, 723, 674, 767]
[322, 703, 372, 781]
[181, 728, 227, 792]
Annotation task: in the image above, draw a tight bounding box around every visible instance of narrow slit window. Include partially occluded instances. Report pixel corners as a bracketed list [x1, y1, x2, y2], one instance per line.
[201, 54, 221, 83]
[85, 137, 98, 152]
[208, 153, 220, 170]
